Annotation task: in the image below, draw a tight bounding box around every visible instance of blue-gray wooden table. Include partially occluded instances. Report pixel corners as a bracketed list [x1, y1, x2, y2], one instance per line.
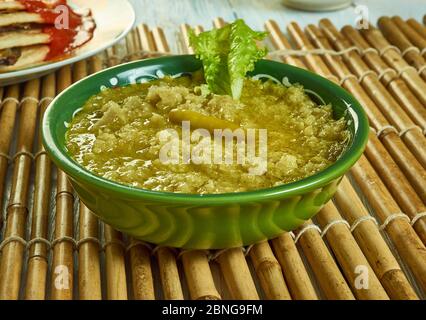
[128, 0, 426, 52]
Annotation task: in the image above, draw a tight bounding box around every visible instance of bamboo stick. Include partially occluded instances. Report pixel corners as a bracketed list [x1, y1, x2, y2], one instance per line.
[265, 20, 307, 69]
[213, 17, 226, 29]
[105, 38, 127, 67]
[0, 87, 3, 111]
[249, 242, 292, 300]
[136, 22, 172, 57]
[305, 24, 426, 199]
[180, 24, 194, 54]
[194, 26, 204, 36]
[181, 251, 221, 300]
[129, 241, 155, 300]
[296, 220, 355, 300]
[73, 60, 88, 82]
[209, 262, 232, 299]
[155, 247, 184, 299]
[406, 18, 426, 40]
[283, 21, 419, 298]
[318, 19, 426, 168]
[378, 17, 426, 80]
[360, 25, 426, 107]
[286, 22, 340, 83]
[136, 24, 157, 54]
[50, 65, 74, 300]
[126, 29, 142, 61]
[0, 79, 39, 300]
[365, 130, 426, 242]
[152, 27, 170, 53]
[216, 248, 259, 300]
[107, 43, 123, 67]
[334, 177, 418, 299]
[0, 85, 20, 231]
[341, 25, 426, 132]
[380, 132, 426, 203]
[25, 73, 55, 300]
[51, 181, 75, 301]
[130, 28, 142, 56]
[106, 46, 119, 66]
[392, 16, 426, 58]
[316, 202, 389, 300]
[77, 204, 101, 300]
[104, 225, 128, 300]
[90, 54, 104, 74]
[270, 233, 318, 300]
[351, 156, 426, 291]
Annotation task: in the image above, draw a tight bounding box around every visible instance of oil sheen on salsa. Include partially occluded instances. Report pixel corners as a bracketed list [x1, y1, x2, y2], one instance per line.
[18, 0, 95, 60]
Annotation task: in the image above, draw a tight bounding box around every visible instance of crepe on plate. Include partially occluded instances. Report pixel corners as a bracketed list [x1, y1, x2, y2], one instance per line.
[0, 0, 95, 72]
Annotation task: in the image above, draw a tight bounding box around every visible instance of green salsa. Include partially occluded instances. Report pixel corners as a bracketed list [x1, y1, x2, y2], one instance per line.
[66, 75, 349, 194]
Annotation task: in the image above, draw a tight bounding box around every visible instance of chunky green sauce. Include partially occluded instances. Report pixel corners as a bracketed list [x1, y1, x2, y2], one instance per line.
[66, 75, 349, 194]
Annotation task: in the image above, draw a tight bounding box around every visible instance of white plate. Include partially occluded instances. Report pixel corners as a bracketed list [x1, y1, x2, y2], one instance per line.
[282, 0, 352, 11]
[0, 0, 135, 86]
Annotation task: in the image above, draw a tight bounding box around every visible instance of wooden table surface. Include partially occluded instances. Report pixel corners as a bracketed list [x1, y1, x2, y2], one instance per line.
[128, 0, 426, 52]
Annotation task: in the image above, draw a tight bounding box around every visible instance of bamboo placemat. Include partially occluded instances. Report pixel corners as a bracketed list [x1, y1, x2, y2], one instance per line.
[0, 15, 426, 300]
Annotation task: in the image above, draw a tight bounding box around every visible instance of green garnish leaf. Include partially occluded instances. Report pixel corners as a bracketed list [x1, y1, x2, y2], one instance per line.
[189, 19, 268, 100]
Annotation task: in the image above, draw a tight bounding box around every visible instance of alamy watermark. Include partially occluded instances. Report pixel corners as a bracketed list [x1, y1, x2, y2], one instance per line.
[354, 264, 369, 289]
[54, 5, 71, 30]
[158, 121, 268, 175]
[54, 265, 70, 290]
[354, 4, 369, 30]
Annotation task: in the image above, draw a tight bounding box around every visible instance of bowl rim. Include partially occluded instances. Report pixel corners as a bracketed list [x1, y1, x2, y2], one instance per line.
[42, 55, 369, 205]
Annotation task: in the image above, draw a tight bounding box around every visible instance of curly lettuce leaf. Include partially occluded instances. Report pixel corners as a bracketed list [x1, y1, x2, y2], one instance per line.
[189, 20, 267, 100]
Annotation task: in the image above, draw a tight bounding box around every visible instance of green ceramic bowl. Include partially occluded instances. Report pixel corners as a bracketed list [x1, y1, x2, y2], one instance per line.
[42, 55, 369, 249]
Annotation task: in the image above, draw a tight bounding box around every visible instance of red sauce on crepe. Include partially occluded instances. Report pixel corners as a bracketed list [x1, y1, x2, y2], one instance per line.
[18, 0, 95, 60]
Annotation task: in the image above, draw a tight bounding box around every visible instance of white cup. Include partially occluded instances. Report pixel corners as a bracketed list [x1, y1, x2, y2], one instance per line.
[283, 0, 353, 11]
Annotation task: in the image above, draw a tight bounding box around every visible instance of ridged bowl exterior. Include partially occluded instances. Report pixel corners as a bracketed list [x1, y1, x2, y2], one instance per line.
[71, 176, 342, 248]
[42, 55, 369, 249]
